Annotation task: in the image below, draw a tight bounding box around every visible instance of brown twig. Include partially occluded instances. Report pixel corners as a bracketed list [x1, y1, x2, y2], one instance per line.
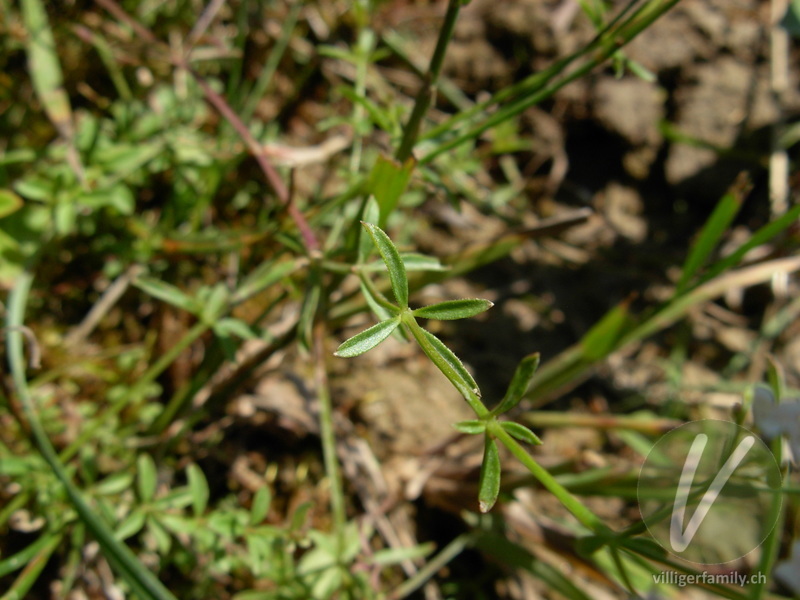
[93, 0, 320, 252]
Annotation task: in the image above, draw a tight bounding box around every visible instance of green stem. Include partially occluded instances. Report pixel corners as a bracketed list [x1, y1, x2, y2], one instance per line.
[419, 0, 681, 165]
[6, 271, 177, 600]
[489, 421, 606, 533]
[394, 0, 463, 161]
[390, 532, 474, 600]
[313, 322, 347, 542]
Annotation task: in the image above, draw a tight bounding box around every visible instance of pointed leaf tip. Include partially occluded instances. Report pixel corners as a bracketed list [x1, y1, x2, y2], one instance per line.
[494, 353, 540, 415]
[362, 222, 408, 307]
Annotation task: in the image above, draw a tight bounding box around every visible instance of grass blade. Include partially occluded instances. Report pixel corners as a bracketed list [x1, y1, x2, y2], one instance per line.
[7, 271, 178, 600]
[675, 174, 749, 294]
[363, 222, 408, 307]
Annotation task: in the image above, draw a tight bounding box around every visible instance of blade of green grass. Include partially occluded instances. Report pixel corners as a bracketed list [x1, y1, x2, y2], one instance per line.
[0, 532, 62, 600]
[7, 271, 178, 600]
[675, 174, 749, 294]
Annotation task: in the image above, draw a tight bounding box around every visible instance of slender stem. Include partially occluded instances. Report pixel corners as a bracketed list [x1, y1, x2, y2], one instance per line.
[489, 421, 606, 533]
[313, 320, 347, 544]
[389, 532, 474, 600]
[394, 0, 463, 161]
[419, 0, 681, 165]
[6, 271, 177, 600]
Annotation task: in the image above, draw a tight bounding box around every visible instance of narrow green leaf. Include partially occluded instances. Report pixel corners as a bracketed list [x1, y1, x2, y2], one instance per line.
[700, 203, 800, 285]
[494, 353, 540, 415]
[115, 510, 146, 541]
[676, 176, 747, 293]
[250, 486, 272, 525]
[0, 533, 61, 578]
[366, 154, 415, 225]
[358, 197, 381, 264]
[136, 454, 157, 503]
[0, 190, 23, 219]
[290, 501, 313, 533]
[415, 326, 480, 400]
[94, 472, 135, 496]
[147, 518, 172, 555]
[0, 532, 61, 600]
[359, 274, 398, 320]
[580, 299, 632, 361]
[7, 272, 178, 600]
[399, 252, 449, 272]
[334, 317, 400, 357]
[298, 279, 321, 351]
[413, 298, 493, 320]
[231, 257, 302, 305]
[213, 318, 256, 341]
[369, 542, 436, 566]
[134, 276, 196, 314]
[21, 0, 74, 137]
[186, 464, 209, 516]
[452, 420, 486, 434]
[479, 436, 501, 513]
[500, 421, 542, 445]
[361, 253, 448, 272]
[363, 222, 408, 307]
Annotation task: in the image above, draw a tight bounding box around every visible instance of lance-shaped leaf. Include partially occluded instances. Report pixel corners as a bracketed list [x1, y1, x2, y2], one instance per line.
[412, 326, 481, 401]
[134, 276, 197, 314]
[363, 222, 408, 307]
[452, 420, 486, 435]
[493, 353, 540, 415]
[334, 317, 400, 357]
[500, 421, 542, 445]
[361, 252, 448, 273]
[479, 435, 501, 513]
[413, 298, 493, 320]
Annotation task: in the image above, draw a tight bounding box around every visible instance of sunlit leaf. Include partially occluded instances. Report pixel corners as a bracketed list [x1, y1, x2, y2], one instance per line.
[134, 276, 197, 314]
[494, 353, 540, 415]
[334, 317, 401, 357]
[413, 298, 493, 320]
[367, 154, 415, 224]
[412, 326, 480, 400]
[452, 420, 486, 434]
[500, 421, 542, 445]
[250, 486, 272, 526]
[186, 463, 209, 516]
[479, 436, 501, 513]
[363, 222, 408, 307]
[0, 190, 23, 219]
[136, 454, 157, 503]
